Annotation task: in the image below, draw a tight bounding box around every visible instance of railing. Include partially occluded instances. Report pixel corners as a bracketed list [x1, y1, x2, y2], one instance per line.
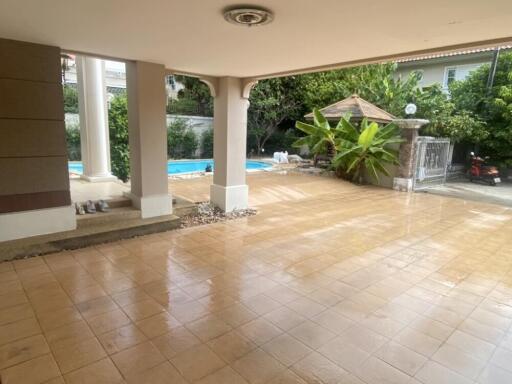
[414, 137, 451, 190]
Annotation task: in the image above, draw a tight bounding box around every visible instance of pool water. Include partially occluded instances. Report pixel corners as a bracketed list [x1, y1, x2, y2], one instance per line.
[68, 159, 271, 175]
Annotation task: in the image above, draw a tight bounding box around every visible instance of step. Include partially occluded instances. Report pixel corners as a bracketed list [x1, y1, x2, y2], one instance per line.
[0, 214, 181, 261]
[76, 207, 141, 228]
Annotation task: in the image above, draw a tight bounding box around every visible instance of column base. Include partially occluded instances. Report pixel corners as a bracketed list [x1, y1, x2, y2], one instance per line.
[0, 206, 76, 242]
[210, 184, 248, 212]
[125, 192, 172, 219]
[393, 177, 414, 192]
[80, 174, 118, 183]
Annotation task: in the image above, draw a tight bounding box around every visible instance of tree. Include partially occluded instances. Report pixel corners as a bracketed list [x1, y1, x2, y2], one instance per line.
[167, 75, 213, 116]
[108, 94, 130, 182]
[167, 119, 198, 159]
[247, 77, 304, 155]
[63, 84, 79, 113]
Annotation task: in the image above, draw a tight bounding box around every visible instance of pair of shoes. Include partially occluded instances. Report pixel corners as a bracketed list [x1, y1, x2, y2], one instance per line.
[85, 200, 96, 213]
[97, 200, 110, 212]
[75, 202, 85, 215]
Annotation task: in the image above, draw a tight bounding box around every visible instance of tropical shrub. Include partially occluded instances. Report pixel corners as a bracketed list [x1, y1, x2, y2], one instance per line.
[65, 123, 81, 161]
[201, 128, 214, 158]
[63, 84, 79, 113]
[108, 94, 130, 182]
[294, 109, 402, 183]
[333, 117, 402, 183]
[167, 119, 198, 159]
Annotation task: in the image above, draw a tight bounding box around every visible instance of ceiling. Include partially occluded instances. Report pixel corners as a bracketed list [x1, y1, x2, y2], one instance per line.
[0, 0, 511, 78]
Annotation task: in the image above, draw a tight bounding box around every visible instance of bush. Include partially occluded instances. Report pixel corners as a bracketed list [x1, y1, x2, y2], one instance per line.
[167, 119, 198, 159]
[63, 84, 79, 113]
[66, 123, 81, 160]
[201, 129, 214, 158]
[108, 94, 130, 182]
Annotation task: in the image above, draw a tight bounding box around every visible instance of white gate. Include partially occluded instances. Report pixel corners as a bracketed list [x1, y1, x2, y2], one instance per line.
[414, 137, 451, 190]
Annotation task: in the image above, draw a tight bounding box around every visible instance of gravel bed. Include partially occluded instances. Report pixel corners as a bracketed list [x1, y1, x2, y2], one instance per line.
[180, 202, 257, 228]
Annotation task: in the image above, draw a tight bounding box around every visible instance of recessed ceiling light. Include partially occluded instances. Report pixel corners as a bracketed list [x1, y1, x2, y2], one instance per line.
[223, 6, 274, 27]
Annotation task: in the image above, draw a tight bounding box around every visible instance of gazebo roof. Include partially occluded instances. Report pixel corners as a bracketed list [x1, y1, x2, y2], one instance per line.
[305, 94, 396, 123]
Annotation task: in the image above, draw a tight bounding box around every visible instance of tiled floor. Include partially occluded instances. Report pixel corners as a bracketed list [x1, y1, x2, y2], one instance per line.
[2, 172, 512, 383]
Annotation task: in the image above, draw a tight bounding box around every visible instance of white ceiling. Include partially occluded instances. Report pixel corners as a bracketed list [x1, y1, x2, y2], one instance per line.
[0, 0, 511, 78]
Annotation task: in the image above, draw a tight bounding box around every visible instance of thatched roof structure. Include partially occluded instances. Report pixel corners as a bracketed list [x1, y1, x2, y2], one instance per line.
[305, 94, 396, 124]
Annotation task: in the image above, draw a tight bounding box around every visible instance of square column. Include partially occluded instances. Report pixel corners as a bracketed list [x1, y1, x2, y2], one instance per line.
[126, 61, 171, 218]
[210, 77, 249, 212]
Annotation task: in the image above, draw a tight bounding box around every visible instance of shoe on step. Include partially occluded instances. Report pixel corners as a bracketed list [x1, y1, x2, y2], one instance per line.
[75, 202, 85, 215]
[97, 200, 110, 213]
[85, 200, 96, 214]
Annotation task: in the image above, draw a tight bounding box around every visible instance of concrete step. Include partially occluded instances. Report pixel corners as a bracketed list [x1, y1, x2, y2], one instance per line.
[0, 214, 181, 261]
[76, 207, 141, 228]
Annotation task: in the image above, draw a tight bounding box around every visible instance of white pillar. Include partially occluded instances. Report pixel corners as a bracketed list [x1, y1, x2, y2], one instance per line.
[210, 77, 249, 212]
[76, 56, 117, 182]
[126, 61, 171, 218]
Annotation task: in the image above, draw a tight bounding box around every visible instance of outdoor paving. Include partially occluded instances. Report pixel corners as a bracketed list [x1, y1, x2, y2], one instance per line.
[2, 172, 512, 383]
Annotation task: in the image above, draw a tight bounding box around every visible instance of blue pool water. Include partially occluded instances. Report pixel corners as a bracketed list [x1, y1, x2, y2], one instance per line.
[68, 160, 271, 175]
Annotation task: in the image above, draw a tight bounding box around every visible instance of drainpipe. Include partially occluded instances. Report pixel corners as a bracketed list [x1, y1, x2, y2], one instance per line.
[486, 47, 501, 94]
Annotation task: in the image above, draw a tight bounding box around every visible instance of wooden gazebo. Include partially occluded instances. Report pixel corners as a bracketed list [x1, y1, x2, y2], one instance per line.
[305, 94, 396, 124]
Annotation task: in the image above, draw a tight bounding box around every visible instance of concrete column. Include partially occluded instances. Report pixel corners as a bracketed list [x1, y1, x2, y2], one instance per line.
[76, 56, 116, 182]
[210, 77, 250, 212]
[126, 61, 171, 218]
[392, 119, 429, 192]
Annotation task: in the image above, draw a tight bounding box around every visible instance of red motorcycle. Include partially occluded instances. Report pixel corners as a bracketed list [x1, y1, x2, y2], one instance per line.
[469, 152, 501, 186]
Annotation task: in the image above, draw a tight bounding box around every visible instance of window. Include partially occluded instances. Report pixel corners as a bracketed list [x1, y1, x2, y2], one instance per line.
[445, 67, 457, 88]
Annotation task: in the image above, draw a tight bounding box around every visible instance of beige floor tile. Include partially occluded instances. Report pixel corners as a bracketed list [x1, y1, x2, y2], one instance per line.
[170, 343, 225, 381]
[266, 369, 308, 384]
[317, 337, 370, 374]
[446, 330, 496, 361]
[0, 354, 61, 384]
[432, 343, 487, 379]
[0, 303, 34, 327]
[125, 361, 187, 384]
[98, 324, 147, 355]
[151, 326, 201, 359]
[122, 299, 166, 322]
[286, 297, 327, 319]
[0, 334, 50, 370]
[337, 324, 389, 353]
[263, 307, 307, 331]
[291, 351, 350, 384]
[63, 358, 123, 384]
[196, 366, 249, 384]
[312, 308, 354, 335]
[374, 341, 427, 376]
[51, 336, 106, 373]
[186, 314, 232, 342]
[415, 360, 473, 384]
[111, 341, 166, 377]
[356, 356, 412, 384]
[214, 303, 258, 328]
[238, 318, 283, 346]
[207, 330, 256, 363]
[393, 327, 443, 357]
[261, 333, 312, 367]
[478, 363, 512, 384]
[288, 320, 336, 350]
[0, 317, 41, 346]
[135, 312, 181, 338]
[489, 347, 512, 372]
[44, 320, 94, 347]
[232, 348, 286, 384]
[87, 309, 132, 335]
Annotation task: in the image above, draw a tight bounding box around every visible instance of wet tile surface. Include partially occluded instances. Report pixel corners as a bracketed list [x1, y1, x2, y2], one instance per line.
[3, 172, 512, 383]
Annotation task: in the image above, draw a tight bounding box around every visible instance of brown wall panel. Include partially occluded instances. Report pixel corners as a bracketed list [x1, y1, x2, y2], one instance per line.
[0, 119, 67, 158]
[0, 39, 61, 83]
[0, 79, 64, 120]
[0, 157, 69, 196]
[0, 190, 70, 214]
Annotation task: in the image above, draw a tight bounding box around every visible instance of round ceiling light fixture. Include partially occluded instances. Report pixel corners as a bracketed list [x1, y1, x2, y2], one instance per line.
[223, 6, 274, 27]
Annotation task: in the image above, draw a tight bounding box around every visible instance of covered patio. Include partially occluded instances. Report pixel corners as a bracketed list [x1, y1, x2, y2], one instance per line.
[1, 172, 512, 383]
[1, 0, 512, 383]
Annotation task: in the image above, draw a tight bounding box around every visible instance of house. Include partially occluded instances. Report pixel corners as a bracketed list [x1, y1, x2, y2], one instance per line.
[395, 46, 511, 91]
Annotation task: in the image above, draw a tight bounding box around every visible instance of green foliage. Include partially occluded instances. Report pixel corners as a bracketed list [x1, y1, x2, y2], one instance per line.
[446, 51, 512, 160]
[63, 84, 79, 113]
[295, 109, 402, 183]
[167, 119, 198, 159]
[201, 129, 214, 158]
[247, 77, 304, 154]
[167, 76, 213, 116]
[333, 117, 402, 183]
[65, 123, 81, 161]
[108, 94, 130, 182]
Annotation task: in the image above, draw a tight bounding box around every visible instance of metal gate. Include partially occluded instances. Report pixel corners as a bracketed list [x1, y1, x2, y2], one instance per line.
[413, 137, 451, 190]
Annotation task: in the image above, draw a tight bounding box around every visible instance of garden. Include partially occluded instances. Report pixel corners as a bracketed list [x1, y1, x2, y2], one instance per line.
[64, 52, 512, 183]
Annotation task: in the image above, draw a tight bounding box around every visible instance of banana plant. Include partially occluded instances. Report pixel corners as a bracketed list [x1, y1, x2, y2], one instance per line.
[333, 117, 403, 183]
[293, 108, 340, 159]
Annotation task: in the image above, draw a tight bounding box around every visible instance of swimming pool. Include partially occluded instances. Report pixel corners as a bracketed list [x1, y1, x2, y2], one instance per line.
[68, 159, 271, 175]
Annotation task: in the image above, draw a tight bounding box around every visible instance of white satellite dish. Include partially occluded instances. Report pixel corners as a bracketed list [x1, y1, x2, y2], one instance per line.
[405, 103, 417, 115]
